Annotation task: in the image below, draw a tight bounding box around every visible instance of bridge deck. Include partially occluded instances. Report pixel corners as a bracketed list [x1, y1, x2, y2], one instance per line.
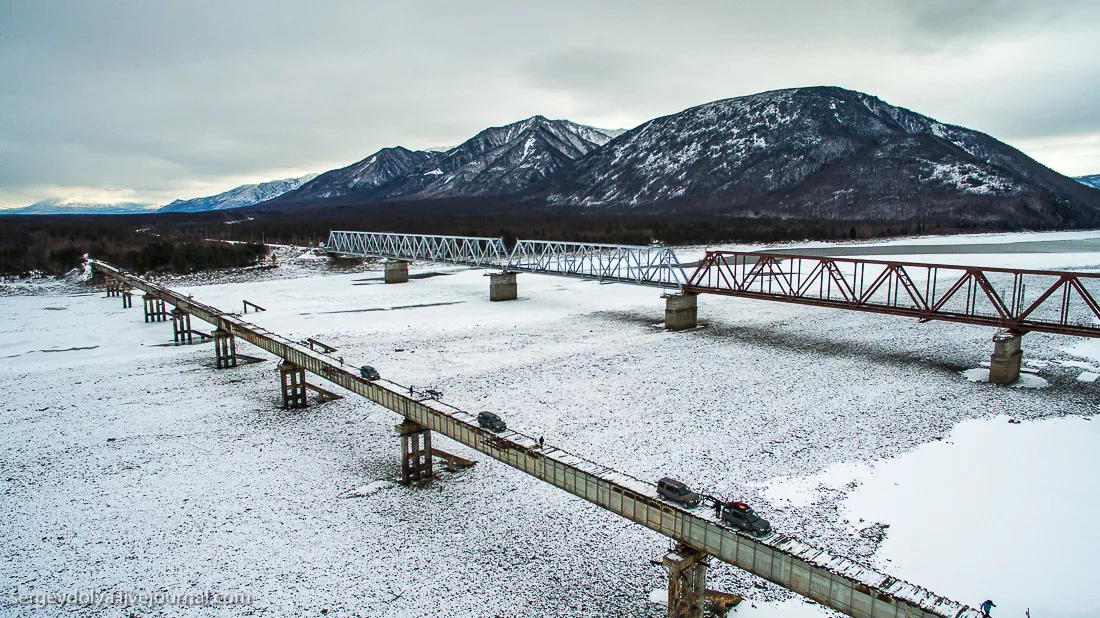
[91, 260, 982, 618]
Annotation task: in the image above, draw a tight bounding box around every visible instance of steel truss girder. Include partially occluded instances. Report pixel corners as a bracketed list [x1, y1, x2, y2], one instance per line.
[685, 251, 1100, 337]
[326, 231, 509, 267]
[326, 231, 688, 288]
[506, 240, 687, 288]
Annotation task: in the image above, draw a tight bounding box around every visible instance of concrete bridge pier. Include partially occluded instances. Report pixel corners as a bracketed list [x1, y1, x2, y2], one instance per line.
[489, 271, 517, 301]
[122, 286, 133, 308]
[662, 544, 707, 618]
[278, 361, 308, 409]
[213, 329, 237, 368]
[171, 308, 192, 344]
[989, 329, 1023, 385]
[384, 260, 410, 284]
[396, 419, 433, 484]
[664, 293, 698, 330]
[106, 279, 120, 297]
[143, 294, 168, 323]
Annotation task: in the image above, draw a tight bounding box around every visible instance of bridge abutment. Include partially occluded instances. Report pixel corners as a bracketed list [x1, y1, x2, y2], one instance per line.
[989, 329, 1023, 385]
[664, 293, 698, 330]
[171, 308, 192, 344]
[384, 260, 410, 284]
[213, 329, 237, 368]
[663, 544, 707, 618]
[489, 271, 517, 301]
[278, 361, 308, 409]
[396, 419, 433, 484]
[142, 294, 168, 323]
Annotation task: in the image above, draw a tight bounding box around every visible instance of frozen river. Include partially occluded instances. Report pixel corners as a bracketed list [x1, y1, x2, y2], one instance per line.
[2, 230, 1099, 617]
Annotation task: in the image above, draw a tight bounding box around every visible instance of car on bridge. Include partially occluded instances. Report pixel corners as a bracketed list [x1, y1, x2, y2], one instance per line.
[359, 365, 381, 381]
[656, 477, 700, 507]
[720, 501, 771, 536]
[477, 411, 506, 432]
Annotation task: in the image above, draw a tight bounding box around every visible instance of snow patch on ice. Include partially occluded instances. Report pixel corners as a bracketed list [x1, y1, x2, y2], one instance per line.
[960, 368, 1049, 388]
[340, 480, 394, 498]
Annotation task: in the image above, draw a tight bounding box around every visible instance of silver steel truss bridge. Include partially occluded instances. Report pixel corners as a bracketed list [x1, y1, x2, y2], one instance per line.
[94, 259, 983, 618]
[325, 231, 688, 288]
[326, 231, 509, 268]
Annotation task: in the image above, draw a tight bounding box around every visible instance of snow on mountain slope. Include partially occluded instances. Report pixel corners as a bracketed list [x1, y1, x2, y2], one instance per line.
[1078, 174, 1100, 189]
[542, 86, 1100, 226]
[370, 116, 616, 200]
[159, 174, 318, 213]
[274, 147, 435, 205]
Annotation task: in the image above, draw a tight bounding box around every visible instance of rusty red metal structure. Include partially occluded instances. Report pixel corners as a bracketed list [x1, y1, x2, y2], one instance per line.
[683, 251, 1100, 337]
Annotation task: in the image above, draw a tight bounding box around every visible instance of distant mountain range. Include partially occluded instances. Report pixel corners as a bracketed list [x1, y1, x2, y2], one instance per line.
[266, 116, 620, 207]
[158, 174, 317, 213]
[0, 198, 156, 215]
[1078, 174, 1100, 189]
[257, 87, 1100, 228]
[7, 87, 1099, 227]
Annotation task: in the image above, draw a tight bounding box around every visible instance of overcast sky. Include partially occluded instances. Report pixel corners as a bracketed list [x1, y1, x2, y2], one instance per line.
[1, 0, 1098, 209]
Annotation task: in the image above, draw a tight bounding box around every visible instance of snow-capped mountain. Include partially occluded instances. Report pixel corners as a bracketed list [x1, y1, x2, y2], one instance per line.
[266, 117, 618, 207]
[1078, 175, 1100, 190]
[540, 87, 1100, 226]
[1, 198, 156, 215]
[278, 147, 436, 205]
[159, 173, 318, 213]
[373, 116, 617, 200]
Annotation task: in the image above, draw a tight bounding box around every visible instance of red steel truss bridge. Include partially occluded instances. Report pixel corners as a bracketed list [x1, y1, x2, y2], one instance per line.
[683, 251, 1100, 338]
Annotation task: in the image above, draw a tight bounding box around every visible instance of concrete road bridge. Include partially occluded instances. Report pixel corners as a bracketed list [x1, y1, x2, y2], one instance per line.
[94, 259, 984, 618]
[326, 230, 1100, 385]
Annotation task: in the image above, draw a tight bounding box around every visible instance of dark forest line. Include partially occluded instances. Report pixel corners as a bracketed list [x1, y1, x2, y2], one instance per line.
[0, 209, 1027, 276]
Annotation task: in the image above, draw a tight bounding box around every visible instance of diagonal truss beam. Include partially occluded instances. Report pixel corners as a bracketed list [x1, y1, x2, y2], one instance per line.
[685, 251, 1100, 338]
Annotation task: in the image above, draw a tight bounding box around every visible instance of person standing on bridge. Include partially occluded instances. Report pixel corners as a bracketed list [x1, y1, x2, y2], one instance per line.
[980, 599, 995, 615]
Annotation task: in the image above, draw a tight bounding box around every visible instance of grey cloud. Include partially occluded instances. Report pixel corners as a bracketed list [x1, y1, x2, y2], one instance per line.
[2, 0, 1100, 207]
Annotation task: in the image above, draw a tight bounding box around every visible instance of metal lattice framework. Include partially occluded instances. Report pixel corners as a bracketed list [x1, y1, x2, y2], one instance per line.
[684, 251, 1100, 337]
[507, 240, 687, 288]
[326, 231, 688, 288]
[326, 231, 509, 267]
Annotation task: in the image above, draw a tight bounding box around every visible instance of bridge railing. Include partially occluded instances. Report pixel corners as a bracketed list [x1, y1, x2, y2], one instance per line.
[684, 251, 1100, 337]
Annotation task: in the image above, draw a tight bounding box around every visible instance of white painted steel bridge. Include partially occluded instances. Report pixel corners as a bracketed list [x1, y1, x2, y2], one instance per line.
[325, 230, 689, 288]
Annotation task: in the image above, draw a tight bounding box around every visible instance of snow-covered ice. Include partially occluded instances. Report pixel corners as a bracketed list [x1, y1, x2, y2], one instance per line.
[2, 232, 1100, 616]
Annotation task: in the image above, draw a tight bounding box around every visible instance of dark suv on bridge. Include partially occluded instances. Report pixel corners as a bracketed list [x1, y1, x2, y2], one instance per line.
[477, 411, 507, 433]
[720, 501, 772, 536]
[656, 477, 701, 508]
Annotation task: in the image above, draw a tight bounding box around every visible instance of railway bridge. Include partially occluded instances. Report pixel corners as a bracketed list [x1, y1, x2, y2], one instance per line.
[326, 230, 1100, 384]
[93, 259, 984, 618]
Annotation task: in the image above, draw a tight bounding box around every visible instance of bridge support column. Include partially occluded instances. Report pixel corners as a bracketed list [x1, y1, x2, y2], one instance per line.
[171, 308, 192, 344]
[143, 294, 167, 323]
[662, 544, 707, 618]
[396, 419, 433, 484]
[213, 329, 237, 369]
[664, 293, 698, 331]
[278, 361, 308, 409]
[384, 260, 409, 284]
[989, 329, 1023, 385]
[122, 287, 133, 308]
[106, 279, 120, 297]
[489, 271, 517, 302]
